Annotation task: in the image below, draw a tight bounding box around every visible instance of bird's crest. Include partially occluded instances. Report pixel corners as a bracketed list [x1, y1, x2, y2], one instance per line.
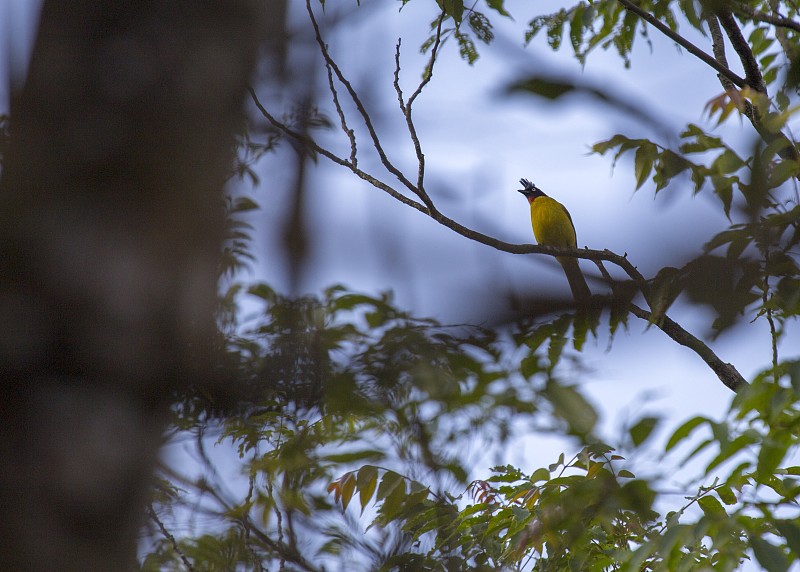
[517, 178, 545, 198]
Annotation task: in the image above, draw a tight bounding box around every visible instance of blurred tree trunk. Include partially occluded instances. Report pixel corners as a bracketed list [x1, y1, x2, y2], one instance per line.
[0, 2, 273, 570]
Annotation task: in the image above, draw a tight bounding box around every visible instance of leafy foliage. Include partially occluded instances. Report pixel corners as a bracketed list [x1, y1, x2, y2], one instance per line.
[142, 1, 800, 570]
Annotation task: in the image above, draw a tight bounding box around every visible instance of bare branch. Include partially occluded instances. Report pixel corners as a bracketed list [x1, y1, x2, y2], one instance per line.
[767, 0, 799, 66]
[716, 10, 767, 93]
[594, 260, 747, 392]
[706, 16, 737, 93]
[148, 506, 197, 572]
[733, 1, 800, 33]
[616, 0, 746, 88]
[248, 87, 429, 216]
[323, 59, 357, 167]
[305, 0, 422, 201]
[706, 14, 799, 161]
[394, 40, 434, 210]
[625, 304, 747, 392]
[251, 87, 656, 290]
[408, 12, 446, 110]
[396, 12, 446, 196]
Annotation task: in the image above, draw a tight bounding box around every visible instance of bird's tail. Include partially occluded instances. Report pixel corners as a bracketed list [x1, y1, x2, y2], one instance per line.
[557, 256, 591, 303]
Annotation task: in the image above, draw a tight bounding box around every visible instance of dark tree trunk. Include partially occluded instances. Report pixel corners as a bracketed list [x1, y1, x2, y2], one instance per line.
[0, 2, 270, 569]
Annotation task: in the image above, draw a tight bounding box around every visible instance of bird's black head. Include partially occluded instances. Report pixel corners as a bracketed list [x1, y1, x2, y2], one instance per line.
[517, 178, 546, 201]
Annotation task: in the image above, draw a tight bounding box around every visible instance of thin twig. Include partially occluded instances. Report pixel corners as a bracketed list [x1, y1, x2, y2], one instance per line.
[616, 0, 746, 88]
[324, 59, 357, 167]
[197, 471, 320, 572]
[305, 0, 423, 201]
[767, 0, 798, 66]
[393, 39, 434, 210]
[249, 87, 429, 215]
[407, 12, 445, 110]
[733, 2, 800, 33]
[244, 457, 265, 572]
[763, 250, 779, 375]
[400, 11, 445, 196]
[594, 259, 747, 392]
[148, 505, 197, 572]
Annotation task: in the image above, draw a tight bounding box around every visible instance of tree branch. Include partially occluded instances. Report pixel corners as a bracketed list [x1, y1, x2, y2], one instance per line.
[706, 12, 800, 161]
[394, 11, 445, 200]
[732, 1, 800, 33]
[323, 56, 357, 168]
[249, 87, 430, 216]
[767, 0, 799, 68]
[716, 10, 767, 93]
[148, 506, 197, 572]
[252, 90, 751, 391]
[305, 0, 424, 203]
[626, 304, 747, 392]
[253, 4, 755, 393]
[594, 260, 747, 392]
[615, 0, 746, 88]
[706, 15, 737, 93]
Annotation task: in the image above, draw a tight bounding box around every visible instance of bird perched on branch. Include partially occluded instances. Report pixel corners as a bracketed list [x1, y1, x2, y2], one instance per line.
[517, 178, 590, 303]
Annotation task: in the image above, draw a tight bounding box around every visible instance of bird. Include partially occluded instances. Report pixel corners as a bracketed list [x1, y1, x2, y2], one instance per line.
[517, 178, 591, 303]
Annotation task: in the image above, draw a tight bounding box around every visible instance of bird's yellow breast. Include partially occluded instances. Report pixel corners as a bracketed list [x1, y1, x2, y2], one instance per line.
[529, 196, 577, 248]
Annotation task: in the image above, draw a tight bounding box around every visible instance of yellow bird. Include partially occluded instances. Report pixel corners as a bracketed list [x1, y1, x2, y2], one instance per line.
[517, 178, 590, 302]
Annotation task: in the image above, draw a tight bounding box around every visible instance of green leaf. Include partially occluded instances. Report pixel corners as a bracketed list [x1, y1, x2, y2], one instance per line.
[531, 467, 550, 483]
[525, 15, 549, 44]
[437, 0, 464, 23]
[509, 77, 574, 100]
[665, 416, 708, 451]
[233, 196, 260, 212]
[706, 432, 757, 474]
[569, 4, 586, 58]
[716, 485, 737, 505]
[775, 520, 800, 557]
[486, 0, 511, 18]
[629, 416, 659, 447]
[468, 11, 494, 44]
[697, 495, 726, 520]
[680, 124, 724, 152]
[381, 476, 407, 521]
[712, 149, 745, 175]
[546, 314, 572, 369]
[546, 10, 568, 50]
[357, 465, 379, 513]
[377, 471, 404, 501]
[340, 472, 357, 511]
[750, 535, 790, 572]
[544, 380, 597, 436]
[323, 450, 385, 463]
[455, 30, 478, 64]
[634, 142, 657, 190]
[757, 437, 788, 477]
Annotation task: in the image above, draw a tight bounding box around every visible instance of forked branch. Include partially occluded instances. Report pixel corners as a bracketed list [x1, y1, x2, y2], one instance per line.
[248, 4, 750, 392]
[249, 87, 747, 392]
[615, 0, 746, 87]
